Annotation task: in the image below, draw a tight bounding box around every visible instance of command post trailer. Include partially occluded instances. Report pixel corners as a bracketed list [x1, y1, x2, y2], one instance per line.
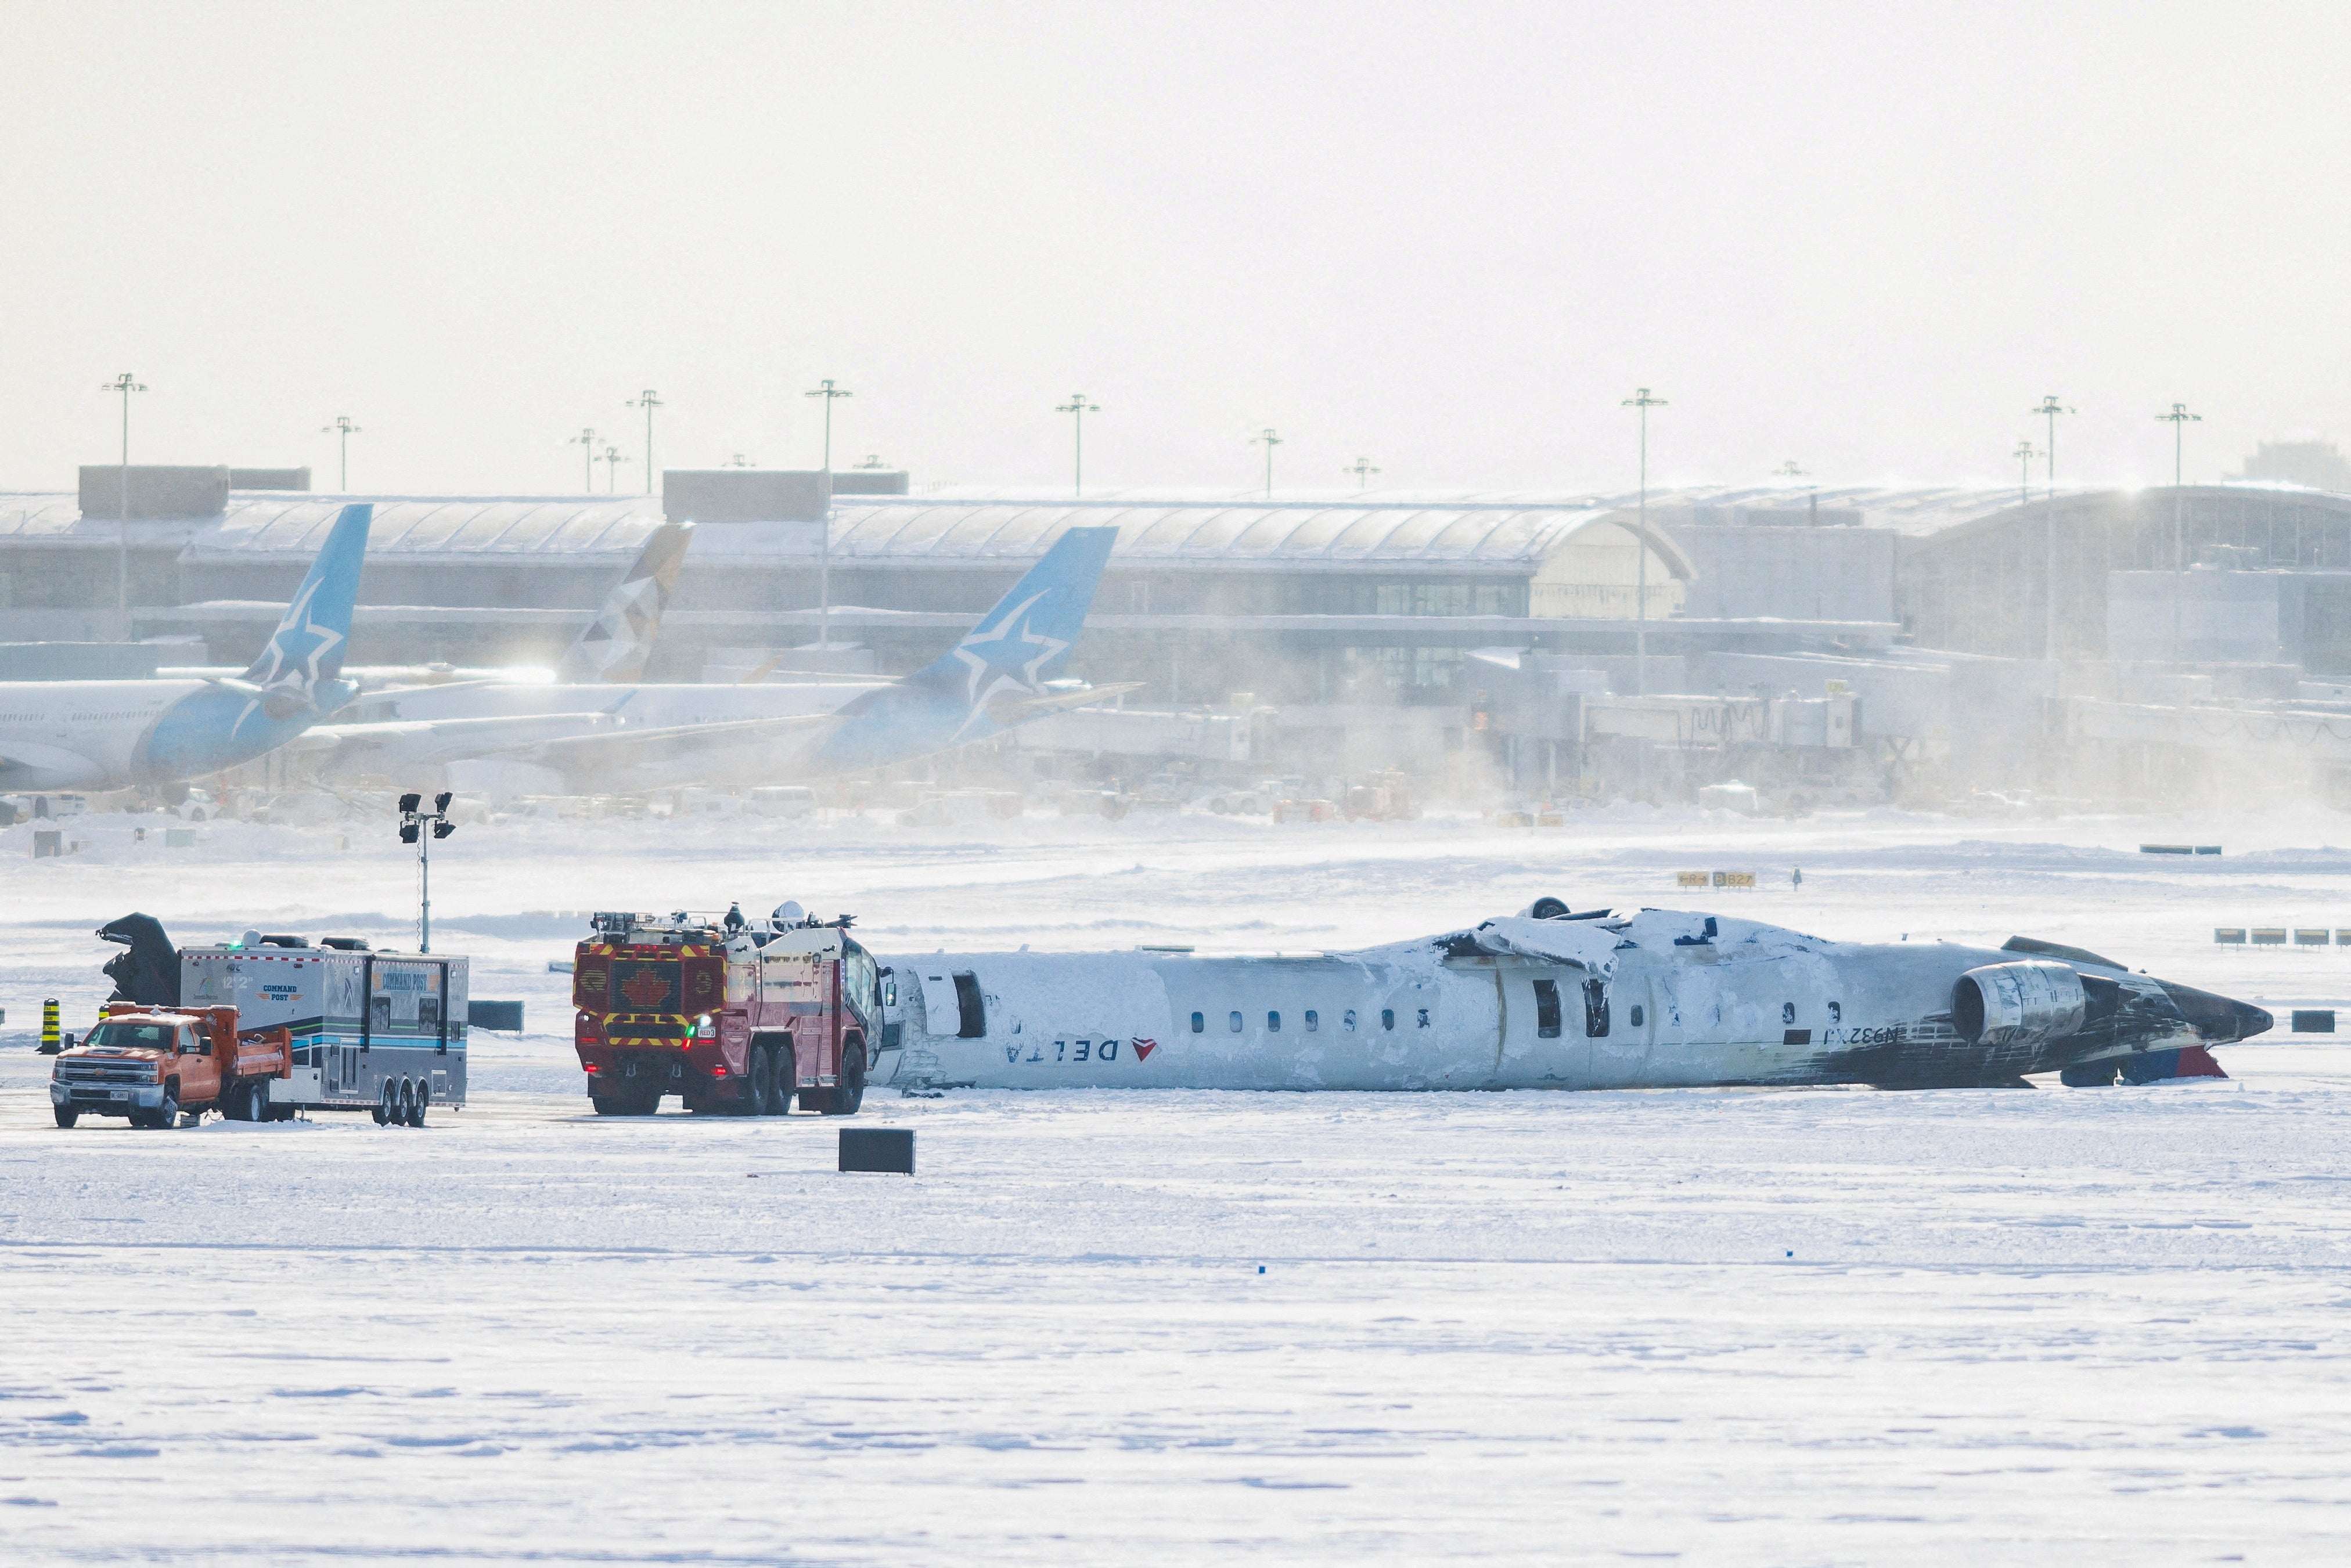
[180, 938, 469, 1124]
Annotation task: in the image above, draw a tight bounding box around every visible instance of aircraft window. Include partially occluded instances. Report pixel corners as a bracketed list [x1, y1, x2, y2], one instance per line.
[952, 973, 987, 1039]
[1229, 1011, 1243, 1033]
[1416, 1008, 1429, 1028]
[1781, 1002, 1795, 1026]
[1381, 1009, 1395, 1031]
[1629, 1004, 1644, 1028]
[1305, 1010, 1318, 1032]
[1268, 1011, 1281, 1032]
[1583, 978, 1610, 1038]
[1532, 979, 1561, 1039]
[1828, 1001, 1841, 1025]
[1191, 1011, 1204, 1033]
[1343, 1010, 1357, 1032]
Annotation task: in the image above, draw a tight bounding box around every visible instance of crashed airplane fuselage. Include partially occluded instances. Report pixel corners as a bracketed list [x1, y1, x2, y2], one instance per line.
[884, 904, 2272, 1092]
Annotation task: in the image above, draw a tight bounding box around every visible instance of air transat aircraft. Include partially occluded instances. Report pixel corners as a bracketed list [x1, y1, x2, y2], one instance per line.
[879, 903, 2273, 1092]
[296, 525, 1126, 789]
[0, 504, 372, 795]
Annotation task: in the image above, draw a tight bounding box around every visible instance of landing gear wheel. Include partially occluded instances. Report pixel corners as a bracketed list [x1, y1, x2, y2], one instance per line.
[820, 1046, 866, 1116]
[53, 1107, 77, 1129]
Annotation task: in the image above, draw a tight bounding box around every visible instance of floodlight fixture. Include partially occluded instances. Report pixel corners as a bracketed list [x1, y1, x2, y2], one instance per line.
[2029, 395, 2073, 660]
[627, 388, 664, 495]
[1057, 394, 1100, 495]
[1251, 428, 1283, 497]
[1621, 388, 1668, 696]
[569, 427, 601, 492]
[804, 379, 854, 650]
[321, 415, 363, 490]
[2158, 402, 2203, 652]
[100, 372, 147, 629]
[397, 790, 460, 951]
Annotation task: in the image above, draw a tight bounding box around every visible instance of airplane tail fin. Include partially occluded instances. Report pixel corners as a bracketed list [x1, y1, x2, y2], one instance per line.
[813, 526, 1118, 771]
[239, 503, 370, 696]
[556, 520, 694, 683]
[902, 525, 1119, 702]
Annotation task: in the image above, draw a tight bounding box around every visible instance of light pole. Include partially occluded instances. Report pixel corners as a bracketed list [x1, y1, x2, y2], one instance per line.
[1774, 459, 1816, 524]
[1251, 428, 1283, 497]
[2030, 394, 2072, 660]
[569, 427, 600, 492]
[2012, 439, 2037, 511]
[804, 380, 854, 651]
[1345, 457, 1381, 489]
[1621, 387, 1668, 695]
[321, 415, 362, 490]
[598, 443, 629, 493]
[627, 389, 663, 496]
[1057, 394, 1099, 495]
[397, 791, 456, 953]
[101, 372, 146, 632]
[2158, 402, 2202, 655]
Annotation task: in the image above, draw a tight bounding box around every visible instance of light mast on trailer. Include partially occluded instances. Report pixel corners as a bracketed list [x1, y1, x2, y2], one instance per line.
[397, 791, 457, 953]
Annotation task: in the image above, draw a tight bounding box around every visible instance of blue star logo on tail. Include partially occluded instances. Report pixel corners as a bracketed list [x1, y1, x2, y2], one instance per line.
[945, 590, 1068, 737]
[230, 576, 347, 738]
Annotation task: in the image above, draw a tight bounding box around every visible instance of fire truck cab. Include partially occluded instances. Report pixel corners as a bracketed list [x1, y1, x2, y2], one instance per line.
[571, 906, 887, 1118]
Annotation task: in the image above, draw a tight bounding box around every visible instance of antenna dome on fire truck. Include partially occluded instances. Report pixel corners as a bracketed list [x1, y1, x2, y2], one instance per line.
[772, 901, 805, 931]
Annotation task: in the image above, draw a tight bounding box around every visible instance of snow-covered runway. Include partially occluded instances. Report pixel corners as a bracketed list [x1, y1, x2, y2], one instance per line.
[4, 805, 2349, 1563]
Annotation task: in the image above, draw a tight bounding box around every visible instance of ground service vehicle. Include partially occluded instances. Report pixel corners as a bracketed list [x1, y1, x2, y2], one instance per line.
[62, 920, 470, 1127]
[181, 937, 469, 1125]
[49, 1004, 293, 1127]
[570, 906, 891, 1116]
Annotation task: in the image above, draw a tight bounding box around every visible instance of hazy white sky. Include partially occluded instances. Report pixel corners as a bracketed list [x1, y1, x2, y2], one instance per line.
[6, 1, 2348, 498]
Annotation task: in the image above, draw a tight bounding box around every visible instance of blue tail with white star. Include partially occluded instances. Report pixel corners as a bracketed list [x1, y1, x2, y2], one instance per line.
[813, 525, 1118, 771]
[134, 503, 373, 785]
[242, 502, 369, 695]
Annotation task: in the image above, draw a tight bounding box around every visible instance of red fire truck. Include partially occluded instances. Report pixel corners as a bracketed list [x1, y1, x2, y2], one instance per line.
[570, 906, 887, 1117]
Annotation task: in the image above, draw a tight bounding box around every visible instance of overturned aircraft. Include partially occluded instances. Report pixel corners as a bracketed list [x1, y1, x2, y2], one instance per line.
[882, 904, 2271, 1092]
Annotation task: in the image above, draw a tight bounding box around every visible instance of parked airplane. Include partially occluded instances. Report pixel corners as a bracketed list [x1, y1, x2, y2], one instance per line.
[163, 518, 697, 694]
[877, 902, 2272, 1093]
[294, 525, 1126, 790]
[0, 504, 372, 796]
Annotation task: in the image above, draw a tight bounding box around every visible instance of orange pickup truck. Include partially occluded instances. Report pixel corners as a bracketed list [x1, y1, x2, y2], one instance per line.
[49, 1004, 293, 1129]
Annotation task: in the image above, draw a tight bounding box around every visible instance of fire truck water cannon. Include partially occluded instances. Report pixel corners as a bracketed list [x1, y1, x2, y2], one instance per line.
[570, 902, 891, 1119]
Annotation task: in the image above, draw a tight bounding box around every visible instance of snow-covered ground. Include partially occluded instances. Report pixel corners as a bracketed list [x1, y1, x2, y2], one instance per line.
[5, 803, 2350, 1563]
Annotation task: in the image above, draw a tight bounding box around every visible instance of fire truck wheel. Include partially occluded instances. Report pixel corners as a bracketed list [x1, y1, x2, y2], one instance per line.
[53, 1107, 77, 1129]
[820, 1046, 866, 1116]
[746, 1047, 775, 1115]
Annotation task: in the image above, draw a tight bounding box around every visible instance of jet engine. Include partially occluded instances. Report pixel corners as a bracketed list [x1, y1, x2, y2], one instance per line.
[1952, 960, 2086, 1048]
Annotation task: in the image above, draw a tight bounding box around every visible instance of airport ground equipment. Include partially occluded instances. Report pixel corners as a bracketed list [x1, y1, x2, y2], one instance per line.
[879, 906, 2271, 1093]
[569, 904, 891, 1116]
[48, 1004, 293, 1127]
[55, 917, 467, 1126]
